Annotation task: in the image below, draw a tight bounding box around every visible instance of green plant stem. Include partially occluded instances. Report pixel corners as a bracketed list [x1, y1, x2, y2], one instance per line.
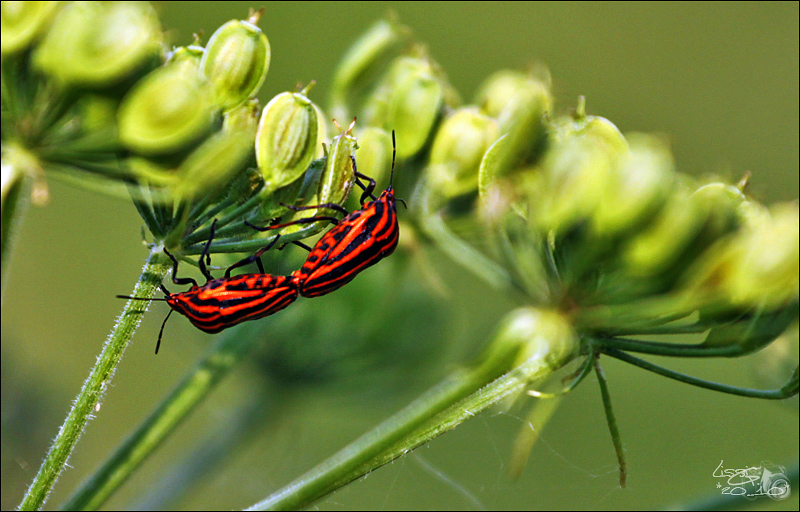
[598, 336, 747, 358]
[601, 347, 799, 399]
[420, 211, 518, 293]
[61, 318, 267, 511]
[594, 359, 626, 488]
[1, 162, 31, 302]
[250, 349, 574, 511]
[18, 249, 171, 511]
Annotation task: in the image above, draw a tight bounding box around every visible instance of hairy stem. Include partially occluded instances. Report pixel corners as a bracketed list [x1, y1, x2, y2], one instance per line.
[250, 348, 574, 511]
[61, 319, 267, 511]
[18, 249, 171, 511]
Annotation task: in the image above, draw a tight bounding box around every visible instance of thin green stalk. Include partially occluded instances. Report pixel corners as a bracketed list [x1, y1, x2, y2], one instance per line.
[601, 347, 799, 399]
[415, 184, 517, 294]
[250, 349, 574, 511]
[18, 249, 171, 511]
[183, 193, 262, 246]
[598, 336, 746, 358]
[594, 359, 626, 488]
[420, 211, 518, 293]
[61, 316, 267, 511]
[1, 164, 31, 302]
[182, 221, 329, 255]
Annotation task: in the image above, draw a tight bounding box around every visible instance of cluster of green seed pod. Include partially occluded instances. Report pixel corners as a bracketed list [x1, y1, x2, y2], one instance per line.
[329, 19, 460, 176]
[328, 18, 797, 364]
[2, 2, 363, 262]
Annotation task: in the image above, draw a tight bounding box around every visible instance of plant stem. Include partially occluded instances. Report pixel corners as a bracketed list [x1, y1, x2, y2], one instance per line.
[18, 249, 171, 511]
[1, 163, 31, 302]
[250, 349, 573, 511]
[61, 318, 267, 511]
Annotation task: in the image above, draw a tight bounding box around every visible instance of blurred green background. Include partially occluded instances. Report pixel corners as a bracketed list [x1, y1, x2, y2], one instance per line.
[2, 2, 797, 510]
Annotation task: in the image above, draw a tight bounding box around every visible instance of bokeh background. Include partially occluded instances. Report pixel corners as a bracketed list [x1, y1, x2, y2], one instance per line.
[2, 2, 798, 510]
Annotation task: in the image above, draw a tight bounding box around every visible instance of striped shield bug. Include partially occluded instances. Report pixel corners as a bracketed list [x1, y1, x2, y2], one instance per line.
[118, 220, 299, 353]
[247, 131, 405, 298]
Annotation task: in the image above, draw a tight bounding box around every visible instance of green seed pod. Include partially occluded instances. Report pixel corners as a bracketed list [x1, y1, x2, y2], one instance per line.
[223, 97, 260, 133]
[317, 120, 357, 206]
[362, 57, 444, 159]
[126, 156, 175, 186]
[167, 43, 205, 69]
[474, 70, 552, 181]
[1, 1, 59, 55]
[533, 134, 626, 234]
[330, 19, 410, 120]
[551, 100, 628, 157]
[690, 182, 746, 245]
[355, 127, 393, 187]
[33, 1, 162, 86]
[712, 203, 799, 309]
[476, 70, 543, 128]
[428, 108, 500, 200]
[388, 64, 443, 159]
[200, 12, 271, 111]
[622, 183, 707, 277]
[174, 101, 259, 198]
[476, 308, 578, 380]
[591, 133, 676, 237]
[118, 62, 215, 156]
[255, 86, 321, 193]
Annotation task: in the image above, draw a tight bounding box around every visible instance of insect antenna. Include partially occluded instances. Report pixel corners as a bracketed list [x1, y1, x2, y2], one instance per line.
[115, 295, 169, 301]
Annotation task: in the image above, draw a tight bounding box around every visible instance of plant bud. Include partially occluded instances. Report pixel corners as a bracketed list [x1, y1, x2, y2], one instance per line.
[1, 1, 59, 55]
[201, 12, 271, 111]
[691, 183, 746, 246]
[223, 97, 260, 133]
[533, 135, 623, 234]
[476, 308, 578, 380]
[707, 203, 799, 309]
[317, 120, 357, 206]
[474, 70, 552, 183]
[330, 19, 410, 120]
[623, 183, 707, 277]
[551, 105, 628, 157]
[125, 156, 174, 186]
[362, 56, 444, 159]
[34, 1, 162, 86]
[591, 133, 676, 236]
[167, 43, 205, 69]
[118, 61, 215, 155]
[427, 108, 499, 199]
[174, 101, 258, 198]
[355, 127, 393, 186]
[255, 86, 321, 193]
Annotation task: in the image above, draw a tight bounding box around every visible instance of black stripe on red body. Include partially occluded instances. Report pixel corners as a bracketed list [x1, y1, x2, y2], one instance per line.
[166, 274, 298, 333]
[292, 189, 398, 298]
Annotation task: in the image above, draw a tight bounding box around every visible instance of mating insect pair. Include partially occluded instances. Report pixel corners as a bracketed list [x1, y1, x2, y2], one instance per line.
[120, 133, 401, 353]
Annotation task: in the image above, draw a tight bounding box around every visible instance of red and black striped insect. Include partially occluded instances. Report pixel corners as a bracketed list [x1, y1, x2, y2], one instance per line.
[247, 131, 404, 298]
[118, 220, 298, 353]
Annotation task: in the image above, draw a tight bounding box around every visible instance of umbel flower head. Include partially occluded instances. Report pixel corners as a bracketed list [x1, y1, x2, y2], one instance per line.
[1, 3, 356, 264]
